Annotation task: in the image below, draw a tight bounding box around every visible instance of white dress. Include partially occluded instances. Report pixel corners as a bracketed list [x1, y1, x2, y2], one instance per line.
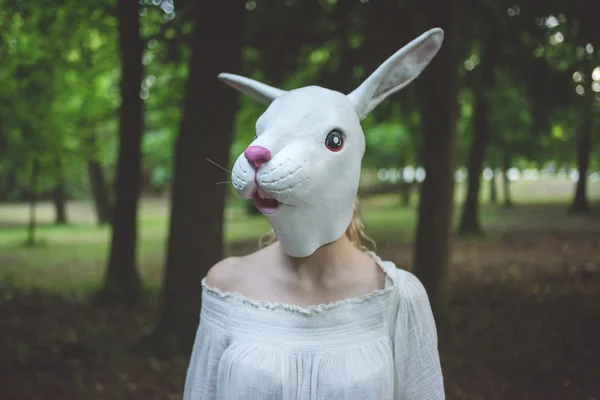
[183, 253, 444, 400]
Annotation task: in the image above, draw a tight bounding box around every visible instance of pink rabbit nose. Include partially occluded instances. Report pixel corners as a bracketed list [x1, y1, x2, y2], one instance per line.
[244, 146, 272, 170]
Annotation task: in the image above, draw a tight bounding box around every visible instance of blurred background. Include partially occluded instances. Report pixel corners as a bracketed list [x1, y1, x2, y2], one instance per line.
[1, 0, 599, 399]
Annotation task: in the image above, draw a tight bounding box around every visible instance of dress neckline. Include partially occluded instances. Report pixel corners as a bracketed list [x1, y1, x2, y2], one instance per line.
[201, 251, 398, 315]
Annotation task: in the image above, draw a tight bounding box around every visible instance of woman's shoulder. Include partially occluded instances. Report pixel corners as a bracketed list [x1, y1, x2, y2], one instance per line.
[390, 269, 434, 321]
[381, 264, 429, 304]
[205, 245, 272, 293]
[205, 256, 243, 293]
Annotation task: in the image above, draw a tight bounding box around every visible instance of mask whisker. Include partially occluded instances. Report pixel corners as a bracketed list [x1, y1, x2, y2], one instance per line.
[207, 158, 232, 174]
[279, 188, 293, 211]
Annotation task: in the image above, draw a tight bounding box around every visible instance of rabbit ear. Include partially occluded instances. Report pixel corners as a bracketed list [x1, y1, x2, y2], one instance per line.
[347, 28, 444, 120]
[218, 73, 287, 105]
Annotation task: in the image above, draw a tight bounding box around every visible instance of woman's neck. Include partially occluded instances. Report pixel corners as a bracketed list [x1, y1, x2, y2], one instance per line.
[275, 234, 364, 285]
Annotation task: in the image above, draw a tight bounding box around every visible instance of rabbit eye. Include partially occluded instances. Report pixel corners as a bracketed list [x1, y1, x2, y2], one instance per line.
[325, 130, 344, 152]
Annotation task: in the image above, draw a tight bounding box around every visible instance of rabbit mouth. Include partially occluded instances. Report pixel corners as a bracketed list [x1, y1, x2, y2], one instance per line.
[252, 188, 280, 214]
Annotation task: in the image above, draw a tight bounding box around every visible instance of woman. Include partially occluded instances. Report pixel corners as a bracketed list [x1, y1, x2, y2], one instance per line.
[184, 28, 445, 400]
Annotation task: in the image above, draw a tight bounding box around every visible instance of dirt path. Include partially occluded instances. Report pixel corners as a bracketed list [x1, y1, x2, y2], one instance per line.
[1, 228, 599, 399]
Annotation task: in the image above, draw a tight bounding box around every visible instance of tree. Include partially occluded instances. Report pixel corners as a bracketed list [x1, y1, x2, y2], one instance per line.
[87, 132, 113, 225]
[458, 11, 500, 236]
[516, 0, 600, 213]
[0, 0, 123, 238]
[153, 0, 245, 355]
[26, 159, 41, 246]
[52, 157, 68, 225]
[487, 69, 536, 209]
[99, 0, 144, 303]
[412, 0, 461, 314]
[489, 165, 498, 204]
[75, 38, 120, 227]
[569, 99, 594, 213]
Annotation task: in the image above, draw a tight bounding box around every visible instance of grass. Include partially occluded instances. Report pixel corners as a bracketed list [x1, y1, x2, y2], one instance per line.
[0, 177, 598, 293]
[1, 178, 600, 399]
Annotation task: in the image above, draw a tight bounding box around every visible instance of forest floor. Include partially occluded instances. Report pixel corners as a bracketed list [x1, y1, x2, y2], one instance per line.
[1, 190, 600, 399]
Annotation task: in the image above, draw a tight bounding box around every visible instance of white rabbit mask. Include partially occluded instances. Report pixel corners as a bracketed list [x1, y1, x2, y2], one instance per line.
[219, 28, 444, 258]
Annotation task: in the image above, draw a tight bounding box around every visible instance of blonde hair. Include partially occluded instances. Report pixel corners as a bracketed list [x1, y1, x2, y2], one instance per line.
[258, 197, 376, 252]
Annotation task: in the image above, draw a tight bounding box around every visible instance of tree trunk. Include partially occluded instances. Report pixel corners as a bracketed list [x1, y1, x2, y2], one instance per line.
[86, 131, 113, 225]
[26, 160, 40, 247]
[569, 102, 592, 213]
[152, 0, 245, 355]
[458, 24, 498, 236]
[99, 0, 143, 303]
[412, 0, 461, 314]
[458, 89, 490, 236]
[88, 159, 113, 225]
[53, 157, 68, 225]
[399, 184, 413, 206]
[501, 159, 513, 208]
[489, 168, 498, 204]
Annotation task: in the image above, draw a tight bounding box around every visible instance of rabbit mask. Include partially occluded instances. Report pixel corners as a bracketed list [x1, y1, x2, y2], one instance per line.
[219, 28, 444, 258]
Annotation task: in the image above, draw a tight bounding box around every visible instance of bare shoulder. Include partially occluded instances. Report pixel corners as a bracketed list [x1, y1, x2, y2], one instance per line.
[206, 245, 277, 294]
[205, 247, 271, 292]
[205, 257, 243, 292]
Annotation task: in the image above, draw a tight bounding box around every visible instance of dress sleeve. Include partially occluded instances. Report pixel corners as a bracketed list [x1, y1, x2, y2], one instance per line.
[393, 271, 445, 399]
[183, 290, 230, 400]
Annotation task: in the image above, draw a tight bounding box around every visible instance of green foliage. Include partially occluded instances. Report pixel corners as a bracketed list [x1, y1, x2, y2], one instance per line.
[143, 129, 175, 190]
[0, 0, 598, 205]
[0, 1, 120, 201]
[363, 122, 414, 169]
[138, 3, 190, 188]
[456, 90, 475, 166]
[0, 1, 189, 198]
[486, 70, 537, 166]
